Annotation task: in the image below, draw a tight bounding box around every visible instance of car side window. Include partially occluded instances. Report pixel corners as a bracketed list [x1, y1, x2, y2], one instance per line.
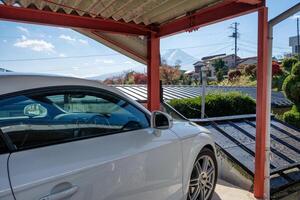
[0, 89, 149, 150]
[0, 137, 8, 154]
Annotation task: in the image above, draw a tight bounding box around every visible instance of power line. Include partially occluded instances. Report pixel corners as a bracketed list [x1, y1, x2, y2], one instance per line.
[0, 53, 122, 62]
[0, 42, 232, 62]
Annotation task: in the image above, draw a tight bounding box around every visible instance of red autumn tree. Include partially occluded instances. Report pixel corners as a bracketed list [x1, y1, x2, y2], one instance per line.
[272, 61, 283, 76]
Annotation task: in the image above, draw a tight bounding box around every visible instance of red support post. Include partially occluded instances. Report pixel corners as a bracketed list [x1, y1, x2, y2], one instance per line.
[147, 33, 161, 111]
[254, 6, 269, 199]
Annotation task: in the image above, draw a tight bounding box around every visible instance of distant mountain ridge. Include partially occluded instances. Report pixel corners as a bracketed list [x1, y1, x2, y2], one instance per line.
[87, 66, 146, 81]
[88, 49, 198, 80]
[0, 68, 12, 72]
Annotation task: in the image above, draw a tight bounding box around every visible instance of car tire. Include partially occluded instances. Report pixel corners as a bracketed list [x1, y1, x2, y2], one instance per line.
[187, 147, 218, 200]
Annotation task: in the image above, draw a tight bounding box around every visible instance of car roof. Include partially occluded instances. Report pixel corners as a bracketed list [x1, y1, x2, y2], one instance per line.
[0, 73, 113, 96]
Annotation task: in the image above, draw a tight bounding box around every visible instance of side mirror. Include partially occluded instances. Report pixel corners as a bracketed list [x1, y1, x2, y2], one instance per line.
[151, 111, 173, 129]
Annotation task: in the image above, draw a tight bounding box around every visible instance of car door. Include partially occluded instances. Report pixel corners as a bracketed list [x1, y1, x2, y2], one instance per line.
[0, 86, 183, 200]
[0, 137, 14, 200]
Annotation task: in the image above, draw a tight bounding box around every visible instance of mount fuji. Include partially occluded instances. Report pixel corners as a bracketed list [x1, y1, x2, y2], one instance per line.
[161, 49, 198, 71]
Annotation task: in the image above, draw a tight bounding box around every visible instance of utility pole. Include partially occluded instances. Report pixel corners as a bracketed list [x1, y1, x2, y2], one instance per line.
[297, 17, 300, 57]
[229, 22, 239, 68]
[201, 63, 209, 119]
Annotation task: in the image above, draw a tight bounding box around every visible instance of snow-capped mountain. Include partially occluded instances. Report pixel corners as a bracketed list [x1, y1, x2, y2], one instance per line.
[161, 49, 198, 70]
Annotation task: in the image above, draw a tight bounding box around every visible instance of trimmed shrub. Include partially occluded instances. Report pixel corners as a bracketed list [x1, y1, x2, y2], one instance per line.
[291, 61, 300, 75]
[168, 92, 256, 118]
[283, 106, 300, 128]
[283, 61, 300, 128]
[283, 75, 300, 103]
[283, 61, 300, 103]
[281, 57, 298, 72]
[272, 72, 289, 91]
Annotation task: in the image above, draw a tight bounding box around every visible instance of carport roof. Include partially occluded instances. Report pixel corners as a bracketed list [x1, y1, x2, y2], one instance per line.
[0, 0, 263, 64]
[3, 0, 224, 26]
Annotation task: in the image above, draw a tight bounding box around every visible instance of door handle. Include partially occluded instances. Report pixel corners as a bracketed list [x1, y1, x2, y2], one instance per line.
[40, 185, 79, 200]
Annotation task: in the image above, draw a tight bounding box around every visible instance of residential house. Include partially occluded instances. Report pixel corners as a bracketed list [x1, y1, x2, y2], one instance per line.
[192, 54, 241, 80]
[289, 36, 300, 55]
[237, 56, 257, 70]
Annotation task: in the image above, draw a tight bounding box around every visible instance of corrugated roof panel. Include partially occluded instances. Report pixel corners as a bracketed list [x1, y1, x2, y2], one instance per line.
[149, 0, 218, 25]
[3, 0, 222, 25]
[114, 85, 293, 108]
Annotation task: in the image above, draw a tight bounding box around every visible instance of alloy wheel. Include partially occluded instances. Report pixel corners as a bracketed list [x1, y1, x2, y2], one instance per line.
[188, 155, 216, 200]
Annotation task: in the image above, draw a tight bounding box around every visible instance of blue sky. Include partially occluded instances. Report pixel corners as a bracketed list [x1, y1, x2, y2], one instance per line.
[0, 0, 299, 78]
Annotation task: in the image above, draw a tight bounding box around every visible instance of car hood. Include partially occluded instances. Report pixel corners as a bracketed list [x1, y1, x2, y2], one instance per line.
[170, 121, 211, 139]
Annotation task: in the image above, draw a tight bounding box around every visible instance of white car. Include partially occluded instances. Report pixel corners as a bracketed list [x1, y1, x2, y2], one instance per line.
[0, 73, 217, 200]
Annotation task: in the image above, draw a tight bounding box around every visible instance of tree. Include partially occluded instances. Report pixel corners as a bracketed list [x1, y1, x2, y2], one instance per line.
[243, 64, 257, 79]
[212, 59, 228, 74]
[272, 61, 283, 76]
[216, 71, 224, 82]
[228, 69, 242, 81]
[160, 64, 181, 85]
[133, 73, 147, 84]
[174, 59, 182, 69]
[212, 59, 228, 82]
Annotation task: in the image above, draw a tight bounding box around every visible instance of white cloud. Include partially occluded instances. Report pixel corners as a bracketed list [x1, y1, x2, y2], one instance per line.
[59, 53, 66, 57]
[291, 14, 300, 20]
[14, 38, 55, 52]
[3, 40, 7, 43]
[124, 61, 132, 64]
[103, 59, 114, 64]
[72, 66, 79, 71]
[17, 26, 29, 35]
[59, 35, 89, 45]
[59, 34, 76, 42]
[78, 39, 88, 45]
[95, 58, 115, 64]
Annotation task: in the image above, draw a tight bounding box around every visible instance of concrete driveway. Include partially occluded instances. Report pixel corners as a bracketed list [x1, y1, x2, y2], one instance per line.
[212, 180, 256, 200]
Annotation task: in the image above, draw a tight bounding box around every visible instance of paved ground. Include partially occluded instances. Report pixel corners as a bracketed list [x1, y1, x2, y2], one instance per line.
[212, 180, 257, 200]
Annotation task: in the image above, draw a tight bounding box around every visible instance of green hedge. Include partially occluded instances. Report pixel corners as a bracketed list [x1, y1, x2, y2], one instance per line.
[283, 106, 300, 129]
[168, 92, 256, 118]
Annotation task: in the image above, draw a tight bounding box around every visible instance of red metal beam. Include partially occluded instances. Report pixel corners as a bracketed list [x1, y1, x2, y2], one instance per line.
[157, 1, 262, 37]
[254, 6, 269, 199]
[237, 0, 262, 5]
[0, 5, 150, 35]
[147, 33, 161, 111]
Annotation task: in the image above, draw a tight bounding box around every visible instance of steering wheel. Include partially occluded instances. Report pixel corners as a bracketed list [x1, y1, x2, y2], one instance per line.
[87, 114, 110, 126]
[120, 120, 141, 131]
